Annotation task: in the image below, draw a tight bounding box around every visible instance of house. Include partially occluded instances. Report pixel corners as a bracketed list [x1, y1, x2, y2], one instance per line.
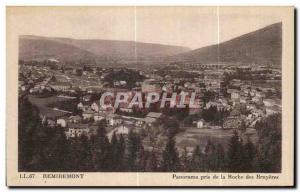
[115, 124, 132, 135]
[49, 82, 71, 91]
[141, 80, 162, 93]
[77, 102, 84, 110]
[255, 91, 266, 98]
[82, 108, 94, 120]
[266, 105, 281, 116]
[196, 119, 204, 128]
[240, 96, 248, 104]
[228, 89, 240, 100]
[263, 99, 279, 107]
[68, 115, 82, 123]
[94, 112, 106, 122]
[106, 114, 123, 126]
[91, 102, 99, 112]
[66, 123, 89, 138]
[141, 112, 162, 126]
[252, 96, 263, 103]
[47, 119, 56, 127]
[231, 90, 240, 100]
[107, 123, 135, 140]
[82, 95, 92, 102]
[143, 117, 156, 126]
[146, 112, 162, 119]
[119, 103, 133, 113]
[57, 117, 68, 128]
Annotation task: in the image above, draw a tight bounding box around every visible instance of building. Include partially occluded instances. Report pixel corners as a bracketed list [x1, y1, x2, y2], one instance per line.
[68, 115, 82, 123]
[266, 105, 281, 116]
[196, 119, 204, 128]
[228, 89, 240, 100]
[82, 108, 94, 120]
[142, 112, 162, 126]
[94, 112, 106, 122]
[141, 80, 162, 93]
[57, 117, 68, 128]
[91, 102, 100, 112]
[49, 82, 71, 91]
[106, 114, 123, 126]
[66, 124, 89, 138]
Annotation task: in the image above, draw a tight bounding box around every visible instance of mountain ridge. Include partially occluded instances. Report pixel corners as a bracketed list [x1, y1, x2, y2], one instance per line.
[171, 22, 282, 66]
[19, 35, 191, 62]
[19, 22, 282, 66]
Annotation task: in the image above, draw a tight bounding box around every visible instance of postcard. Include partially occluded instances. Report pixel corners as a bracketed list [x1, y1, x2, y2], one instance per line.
[6, 6, 294, 187]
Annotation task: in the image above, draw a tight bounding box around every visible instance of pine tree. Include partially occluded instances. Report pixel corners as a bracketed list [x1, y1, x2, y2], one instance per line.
[80, 134, 94, 171]
[136, 145, 146, 171]
[215, 143, 226, 172]
[161, 136, 180, 172]
[255, 114, 281, 172]
[180, 147, 191, 171]
[44, 126, 71, 171]
[145, 150, 158, 172]
[239, 119, 247, 132]
[191, 145, 203, 171]
[227, 131, 244, 172]
[110, 132, 119, 171]
[116, 134, 126, 171]
[94, 120, 111, 171]
[203, 140, 217, 172]
[242, 137, 256, 172]
[125, 131, 141, 171]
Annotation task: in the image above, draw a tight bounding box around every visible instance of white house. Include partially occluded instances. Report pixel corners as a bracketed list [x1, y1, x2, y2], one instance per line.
[66, 127, 89, 138]
[77, 102, 84, 110]
[91, 102, 99, 112]
[57, 118, 67, 128]
[196, 119, 205, 128]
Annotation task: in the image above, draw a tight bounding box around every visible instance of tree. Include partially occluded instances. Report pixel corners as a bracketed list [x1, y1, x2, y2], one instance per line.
[203, 140, 217, 172]
[242, 138, 256, 172]
[202, 106, 218, 123]
[255, 114, 282, 172]
[110, 132, 119, 171]
[93, 120, 111, 171]
[161, 136, 180, 171]
[180, 147, 192, 171]
[136, 145, 147, 171]
[163, 117, 180, 137]
[145, 150, 159, 171]
[227, 131, 244, 172]
[43, 126, 72, 171]
[116, 134, 126, 171]
[215, 143, 226, 172]
[190, 145, 203, 171]
[125, 131, 141, 171]
[239, 119, 247, 132]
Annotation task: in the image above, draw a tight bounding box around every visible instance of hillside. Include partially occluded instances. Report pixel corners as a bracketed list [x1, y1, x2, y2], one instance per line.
[173, 22, 282, 66]
[19, 35, 190, 62]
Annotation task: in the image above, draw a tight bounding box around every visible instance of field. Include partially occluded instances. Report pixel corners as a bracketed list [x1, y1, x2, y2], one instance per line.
[28, 94, 75, 119]
[175, 127, 258, 153]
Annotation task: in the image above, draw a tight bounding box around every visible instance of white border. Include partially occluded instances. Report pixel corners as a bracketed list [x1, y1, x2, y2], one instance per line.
[1, 0, 299, 192]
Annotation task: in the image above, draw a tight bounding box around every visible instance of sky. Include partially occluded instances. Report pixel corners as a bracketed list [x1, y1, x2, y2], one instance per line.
[8, 6, 283, 49]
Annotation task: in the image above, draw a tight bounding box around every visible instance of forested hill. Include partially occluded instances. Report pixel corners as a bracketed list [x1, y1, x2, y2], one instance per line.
[172, 22, 282, 66]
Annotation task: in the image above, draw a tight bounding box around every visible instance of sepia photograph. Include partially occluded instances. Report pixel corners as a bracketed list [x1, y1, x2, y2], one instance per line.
[6, 6, 294, 187]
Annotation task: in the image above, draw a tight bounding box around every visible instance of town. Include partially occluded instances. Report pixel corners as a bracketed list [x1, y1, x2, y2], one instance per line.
[18, 58, 282, 172]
